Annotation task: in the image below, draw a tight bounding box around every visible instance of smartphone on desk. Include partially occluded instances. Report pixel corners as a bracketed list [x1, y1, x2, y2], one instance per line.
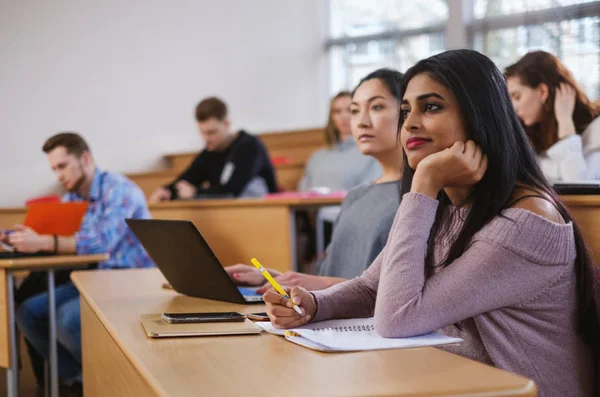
[160, 312, 246, 324]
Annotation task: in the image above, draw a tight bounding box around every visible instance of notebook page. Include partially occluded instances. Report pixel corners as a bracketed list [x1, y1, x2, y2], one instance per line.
[255, 321, 286, 336]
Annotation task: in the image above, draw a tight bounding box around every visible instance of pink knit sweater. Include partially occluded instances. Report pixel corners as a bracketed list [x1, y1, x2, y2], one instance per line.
[312, 192, 594, 397]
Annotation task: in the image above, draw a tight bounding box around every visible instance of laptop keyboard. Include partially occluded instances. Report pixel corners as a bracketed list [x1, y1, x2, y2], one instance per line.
[238, 287, 262, 296]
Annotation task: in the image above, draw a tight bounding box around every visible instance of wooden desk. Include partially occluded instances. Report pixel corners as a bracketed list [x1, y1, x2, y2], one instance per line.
[73, 268, 535, 397]
[561, 195, 600, 265]
[0, 208, 28, 230]
[0, 254, 108, 397]
[149, 196, 344, 272]
[0, 196, 343, 272]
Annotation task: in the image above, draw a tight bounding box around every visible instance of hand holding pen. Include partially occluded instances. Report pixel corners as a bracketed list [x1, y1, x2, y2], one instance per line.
[251, 258, 316, 329]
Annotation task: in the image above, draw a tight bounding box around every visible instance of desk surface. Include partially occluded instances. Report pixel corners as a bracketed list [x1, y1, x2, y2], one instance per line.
[1, 195, 595, 215]
[149, 195, 344, 209]
[0, 194, 595, 214]
[0, 195, 345, 219]
[560, 194, 600, 206]
[72, 268, 536, 397]
[0, 253, 109, 270]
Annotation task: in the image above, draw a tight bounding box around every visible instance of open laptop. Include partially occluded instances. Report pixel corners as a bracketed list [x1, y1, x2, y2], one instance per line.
[125, 219, 263, 304]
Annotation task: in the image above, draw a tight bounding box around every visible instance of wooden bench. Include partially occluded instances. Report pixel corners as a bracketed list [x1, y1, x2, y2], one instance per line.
[127, 128, 325, 197]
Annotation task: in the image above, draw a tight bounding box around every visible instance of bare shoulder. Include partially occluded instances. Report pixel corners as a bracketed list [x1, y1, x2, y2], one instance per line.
[509, 187, 565, 224]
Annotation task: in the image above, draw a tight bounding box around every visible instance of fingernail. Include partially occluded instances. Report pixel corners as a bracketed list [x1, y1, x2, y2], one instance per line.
[306, 315, 311, 320]
[286, 301, 292, 308]
[292, 297, 300, 304]
[233, 273, 239, 278]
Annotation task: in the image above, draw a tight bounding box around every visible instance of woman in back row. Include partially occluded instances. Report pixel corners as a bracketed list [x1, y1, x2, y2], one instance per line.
[298, 91, 382, 192]
[265, 50, 598, 396]
[506, 50, 600, 181]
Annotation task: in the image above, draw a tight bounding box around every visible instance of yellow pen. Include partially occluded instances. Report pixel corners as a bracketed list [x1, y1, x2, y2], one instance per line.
[251, 258, 303, 315]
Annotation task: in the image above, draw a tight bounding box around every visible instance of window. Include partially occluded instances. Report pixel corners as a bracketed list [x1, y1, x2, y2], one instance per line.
[471, 1, 600, 99]
[474, 0, 599, 18]
[327, 0, 448, 94]
[327, 1, 600, 100]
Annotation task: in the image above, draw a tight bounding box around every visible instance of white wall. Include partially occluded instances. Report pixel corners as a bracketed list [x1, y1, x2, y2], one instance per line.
[0, 0, 329, 206]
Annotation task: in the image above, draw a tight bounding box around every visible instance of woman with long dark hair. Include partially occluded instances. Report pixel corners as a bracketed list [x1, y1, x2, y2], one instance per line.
[505, 51, 600, 181]
[264, 50, 598, 396]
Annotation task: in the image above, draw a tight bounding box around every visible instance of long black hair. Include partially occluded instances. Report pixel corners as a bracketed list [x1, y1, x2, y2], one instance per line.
[399, 49, 599, 349]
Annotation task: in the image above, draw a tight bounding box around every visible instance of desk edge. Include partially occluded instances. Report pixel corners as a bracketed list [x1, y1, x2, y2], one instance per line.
[72, 271, 170, 397]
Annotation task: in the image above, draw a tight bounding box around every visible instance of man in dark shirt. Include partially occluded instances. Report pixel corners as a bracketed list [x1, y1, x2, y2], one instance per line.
[149, 97, 277, 202]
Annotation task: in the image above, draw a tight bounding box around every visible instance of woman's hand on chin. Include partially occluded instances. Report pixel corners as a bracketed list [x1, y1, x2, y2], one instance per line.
[411, 140, 488, 199]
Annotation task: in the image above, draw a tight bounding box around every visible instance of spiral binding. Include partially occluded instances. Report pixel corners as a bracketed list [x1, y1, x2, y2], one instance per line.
[314, 324, 374, 332]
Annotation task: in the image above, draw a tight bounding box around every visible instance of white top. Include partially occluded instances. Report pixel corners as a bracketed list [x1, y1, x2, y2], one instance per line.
[537, 116, 600, 182]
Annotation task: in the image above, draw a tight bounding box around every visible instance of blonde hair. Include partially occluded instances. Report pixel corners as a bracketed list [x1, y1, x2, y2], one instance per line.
[323, 91, 352, 147]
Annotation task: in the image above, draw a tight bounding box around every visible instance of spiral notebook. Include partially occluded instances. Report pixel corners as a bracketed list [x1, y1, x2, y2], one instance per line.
[256, 317, 462, 352]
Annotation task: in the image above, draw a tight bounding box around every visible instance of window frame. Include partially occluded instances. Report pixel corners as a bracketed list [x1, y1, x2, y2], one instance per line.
[467, 1, 600, 44]
[326, 0, 600, 94]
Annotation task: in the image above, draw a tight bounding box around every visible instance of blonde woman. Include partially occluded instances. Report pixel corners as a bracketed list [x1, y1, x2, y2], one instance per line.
[299, 91, 381, 191]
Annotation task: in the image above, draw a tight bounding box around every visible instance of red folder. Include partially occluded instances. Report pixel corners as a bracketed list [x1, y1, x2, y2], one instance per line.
[24, 195, 61, 206]
[24, 202, 89, 236]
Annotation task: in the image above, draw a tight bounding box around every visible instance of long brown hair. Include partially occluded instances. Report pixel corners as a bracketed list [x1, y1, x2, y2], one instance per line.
[505, 51, 599, 153]
[323, 91, 352, 147]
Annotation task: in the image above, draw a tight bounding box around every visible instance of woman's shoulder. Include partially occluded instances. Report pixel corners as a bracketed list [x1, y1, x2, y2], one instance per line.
[473, 187, 575, 265]
[582, 115, 600, 152]
[507, 187, 565, 224]
[341, 184, 371, 206]
[343, 181, 399, 207]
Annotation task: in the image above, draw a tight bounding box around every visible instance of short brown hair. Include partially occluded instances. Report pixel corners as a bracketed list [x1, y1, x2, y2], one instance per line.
[195, 97, 228, 122]
[42, 132, 91, 157]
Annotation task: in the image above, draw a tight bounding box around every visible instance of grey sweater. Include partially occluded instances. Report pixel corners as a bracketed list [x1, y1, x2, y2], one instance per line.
[299, 139, 382, 191]
[313, 193, 594, 397]
[316, 181, 399, 279]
